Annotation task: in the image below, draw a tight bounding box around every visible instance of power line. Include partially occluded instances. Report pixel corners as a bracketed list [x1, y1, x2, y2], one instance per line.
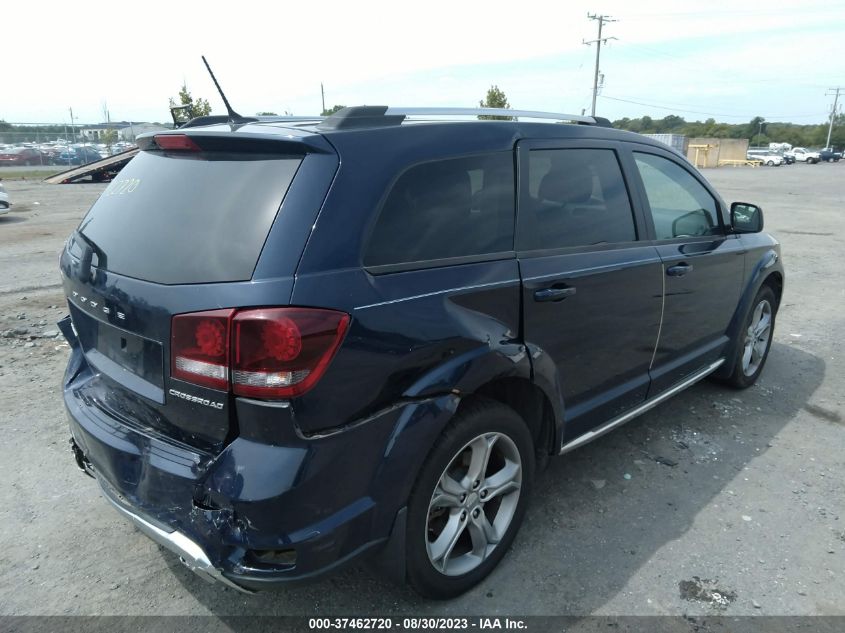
[612, 42, 836, 88]
[622, 7, 833, 19]
[583, 13, 617, 117]
[599, 95, 828, 120]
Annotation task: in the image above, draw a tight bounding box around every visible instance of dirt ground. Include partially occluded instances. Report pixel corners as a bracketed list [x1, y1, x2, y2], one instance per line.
[0, 163, 842, 616]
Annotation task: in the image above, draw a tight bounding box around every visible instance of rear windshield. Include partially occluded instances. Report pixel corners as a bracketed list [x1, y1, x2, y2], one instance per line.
[77, 150, 302, 284]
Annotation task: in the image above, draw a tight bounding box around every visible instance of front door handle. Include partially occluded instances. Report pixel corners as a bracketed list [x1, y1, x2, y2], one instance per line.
[534, 286, 576, 302]
[666, 263, 693, 277]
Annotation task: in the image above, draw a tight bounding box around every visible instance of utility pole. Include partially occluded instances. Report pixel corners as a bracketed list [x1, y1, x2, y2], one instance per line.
[584, 13, 617, 117]
[68, 107, 77, 144]
[825, 87, 842, 148]
[321, 83, 326, 115]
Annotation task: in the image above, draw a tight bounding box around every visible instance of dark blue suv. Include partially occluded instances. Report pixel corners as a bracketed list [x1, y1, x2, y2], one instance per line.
[59, 106, 783, 599]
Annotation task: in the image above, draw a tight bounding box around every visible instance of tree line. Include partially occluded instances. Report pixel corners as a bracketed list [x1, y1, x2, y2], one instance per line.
[4, 83, 842, 149]
[612, 114, 844, 148]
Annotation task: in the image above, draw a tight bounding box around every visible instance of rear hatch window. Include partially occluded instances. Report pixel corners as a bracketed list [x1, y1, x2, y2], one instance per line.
[77, 150, 302, 284]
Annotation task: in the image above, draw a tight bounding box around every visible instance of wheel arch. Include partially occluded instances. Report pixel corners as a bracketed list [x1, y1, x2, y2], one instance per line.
[375, 350, 563, 535]
[459, 377, 558, 466]
[762, 269, 783, 309]
[713, 249, 784, 378]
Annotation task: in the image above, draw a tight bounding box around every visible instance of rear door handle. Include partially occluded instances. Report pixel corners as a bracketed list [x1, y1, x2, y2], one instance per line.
[666, 263, 693, 277]
[534, 287, 576, 302]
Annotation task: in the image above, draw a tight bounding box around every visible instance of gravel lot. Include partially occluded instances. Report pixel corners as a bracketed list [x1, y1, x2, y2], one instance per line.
[0, 163, 842, 616]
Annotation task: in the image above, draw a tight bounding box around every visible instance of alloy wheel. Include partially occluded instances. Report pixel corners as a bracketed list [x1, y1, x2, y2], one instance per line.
[425, 432, 522, 576]
[742, 299, 772, 376]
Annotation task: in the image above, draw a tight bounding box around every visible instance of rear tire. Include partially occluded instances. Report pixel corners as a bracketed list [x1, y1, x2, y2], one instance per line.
[405, 399, 534, 599]
[723, 286, 777, 389]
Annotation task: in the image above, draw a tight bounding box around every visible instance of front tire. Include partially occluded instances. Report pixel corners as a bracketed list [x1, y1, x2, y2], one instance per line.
[724, 286, 777, 389]
[405, 399, 534, 599]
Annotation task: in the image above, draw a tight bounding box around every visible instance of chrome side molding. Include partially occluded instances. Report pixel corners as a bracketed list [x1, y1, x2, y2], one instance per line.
[559, 359, 725, 455]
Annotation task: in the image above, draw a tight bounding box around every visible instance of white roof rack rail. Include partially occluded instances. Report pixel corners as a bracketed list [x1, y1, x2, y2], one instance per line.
[316, 106, 613, 130]
[385, 107, 596, 124]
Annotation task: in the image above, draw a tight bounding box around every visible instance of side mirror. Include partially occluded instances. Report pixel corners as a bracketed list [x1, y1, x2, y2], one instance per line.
[672, 208, 714, 238]
[731, 202, 764, 233]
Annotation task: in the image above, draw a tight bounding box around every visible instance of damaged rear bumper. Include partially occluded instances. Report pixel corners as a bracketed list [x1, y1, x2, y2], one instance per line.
[64, 386, 394, 591]
[97, 477, 254, 594]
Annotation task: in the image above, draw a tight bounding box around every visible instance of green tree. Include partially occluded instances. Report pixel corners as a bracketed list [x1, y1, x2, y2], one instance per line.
[168, 83, 212, 124]
[745, 116, 766, 142]
[655, 114, 685, 133]
[101, 129, 118, 148]
[478, 85, 512, 120]
[607, 115, 841, 148]
[321, 105, 346, 116]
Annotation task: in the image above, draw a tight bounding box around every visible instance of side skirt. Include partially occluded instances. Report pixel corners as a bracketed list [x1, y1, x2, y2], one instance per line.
[559, 358, 725, 455]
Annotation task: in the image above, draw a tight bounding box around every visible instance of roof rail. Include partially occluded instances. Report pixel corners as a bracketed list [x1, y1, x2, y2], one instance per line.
[387, 107, 598, 124]
[317, 106, 405, 130]
[317, 106, 612, 130]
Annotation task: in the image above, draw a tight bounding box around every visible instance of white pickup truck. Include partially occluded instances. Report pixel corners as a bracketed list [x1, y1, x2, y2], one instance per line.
[785, 147, 821, 164]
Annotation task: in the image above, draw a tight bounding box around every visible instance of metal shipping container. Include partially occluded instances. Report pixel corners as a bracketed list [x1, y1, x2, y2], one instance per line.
[643, 134, 687, 155]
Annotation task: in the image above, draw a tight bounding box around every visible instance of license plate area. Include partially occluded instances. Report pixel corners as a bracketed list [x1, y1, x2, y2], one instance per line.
[70, 303, 164, 401]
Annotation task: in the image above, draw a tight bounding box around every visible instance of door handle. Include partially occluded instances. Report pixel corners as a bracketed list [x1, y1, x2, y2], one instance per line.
[534, 286, 576, 302]
[666, 263, 693, 277]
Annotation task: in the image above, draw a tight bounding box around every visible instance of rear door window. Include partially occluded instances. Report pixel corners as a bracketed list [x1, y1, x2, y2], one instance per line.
[77, 150, 302, 284]
[363, 153, 515, 267]
[519, 148, 637, 250]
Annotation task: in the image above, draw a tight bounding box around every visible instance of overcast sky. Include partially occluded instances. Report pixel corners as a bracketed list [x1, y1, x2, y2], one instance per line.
[3, 0, 844, 125]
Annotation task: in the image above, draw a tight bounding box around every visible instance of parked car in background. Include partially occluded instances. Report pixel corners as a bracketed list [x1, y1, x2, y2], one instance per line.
[61, 106, 784, 599]
[41, 147, 64, 164]
[0, 147, 49, 166]
[76, 146, 107, 164]
[54, 149, 78, 165]
[746, 150, 783, 166]
[787, 147, 821, 164]
[820, 148, 841, 162]
[0, 182, 9, 215]
[54, 146, 104, 166]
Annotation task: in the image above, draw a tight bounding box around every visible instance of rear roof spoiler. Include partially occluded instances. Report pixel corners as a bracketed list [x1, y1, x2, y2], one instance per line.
[180, 115, 257, 128]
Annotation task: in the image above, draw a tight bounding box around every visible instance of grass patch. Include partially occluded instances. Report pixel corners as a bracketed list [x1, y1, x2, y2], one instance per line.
[0, 168, 63, 181]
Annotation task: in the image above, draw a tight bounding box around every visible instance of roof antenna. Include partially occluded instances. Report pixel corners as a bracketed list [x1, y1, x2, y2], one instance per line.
[201, 55, 249, 125]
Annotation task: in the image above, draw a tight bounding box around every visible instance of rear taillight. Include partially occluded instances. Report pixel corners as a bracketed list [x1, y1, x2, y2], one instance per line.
[232, 308, 350, 398]
[171, 309, 234, 390]
[170, 307, 349, 399]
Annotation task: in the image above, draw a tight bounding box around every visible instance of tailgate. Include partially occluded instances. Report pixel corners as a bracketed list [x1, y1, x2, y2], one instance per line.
[59, 130, 330, 450]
